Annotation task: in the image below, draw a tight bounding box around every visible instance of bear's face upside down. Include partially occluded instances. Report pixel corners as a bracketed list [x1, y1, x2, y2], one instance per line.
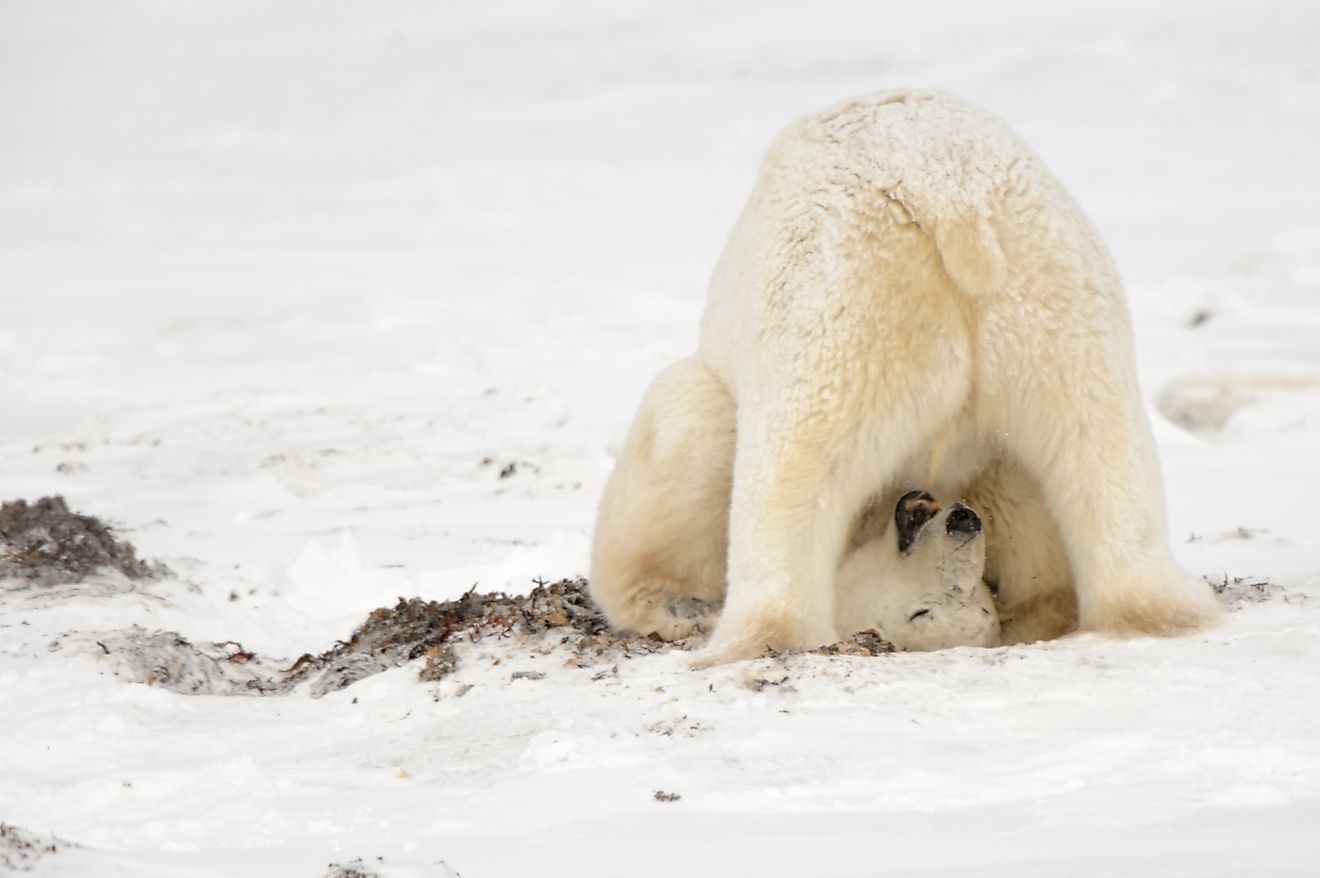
[836, 492, 999, 652]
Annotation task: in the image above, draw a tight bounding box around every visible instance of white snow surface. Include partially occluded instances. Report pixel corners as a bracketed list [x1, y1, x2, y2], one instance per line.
[3, 1, 1320, 875]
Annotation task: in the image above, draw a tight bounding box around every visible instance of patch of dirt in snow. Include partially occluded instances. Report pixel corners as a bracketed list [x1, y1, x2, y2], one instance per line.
[284, 577, 677, 696]
[1208, 573, 1295, 607]
[815, 629, 896, 656]
[323, 859, 463, 878]
[0, 496, 167, 586]
[77, 577, 904, 698]
[79, 578, 683, 697]
[54, 627, 285, 695]
[323, 860, 382, 878]
[0, 822, 77, 872]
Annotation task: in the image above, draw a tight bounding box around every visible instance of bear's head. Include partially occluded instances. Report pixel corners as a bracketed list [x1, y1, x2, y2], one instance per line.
[835, 491, 999, 651]
[886, 490, 997, 649]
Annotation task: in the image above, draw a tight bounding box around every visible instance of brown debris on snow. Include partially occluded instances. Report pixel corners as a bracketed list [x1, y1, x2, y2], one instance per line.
[82, 628, 282, 696]
[0, 495, 167, 585]
[1207, 573, 1290, 607]
[323, 860, 382, 871]
[283, 577, 673, 696]
[0, 822, 76, 872]
[815, 628, 897, 657]
[89, 578, 680, 698]
[323, 860, 382, 878]
[323, 858, 463, 878]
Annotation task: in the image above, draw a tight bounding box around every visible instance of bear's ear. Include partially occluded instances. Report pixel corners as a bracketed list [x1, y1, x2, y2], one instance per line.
[895, 490, 941, 554]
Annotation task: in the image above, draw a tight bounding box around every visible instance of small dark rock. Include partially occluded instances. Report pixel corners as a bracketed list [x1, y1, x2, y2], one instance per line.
[510, 670, 546, 681]
[815, 629, 897, 657]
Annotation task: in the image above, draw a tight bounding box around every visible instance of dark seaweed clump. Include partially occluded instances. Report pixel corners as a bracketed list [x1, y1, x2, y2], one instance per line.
[282, 577, 670, 695]
[0, 495, 166, 585]
[90, 577, 677, 697]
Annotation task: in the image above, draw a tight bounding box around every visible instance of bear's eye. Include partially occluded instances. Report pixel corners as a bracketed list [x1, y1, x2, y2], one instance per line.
[895, 490, 941, 553]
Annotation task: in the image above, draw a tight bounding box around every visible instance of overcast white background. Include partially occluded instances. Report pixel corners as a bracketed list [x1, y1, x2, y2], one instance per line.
[2, 2, 1319, 875]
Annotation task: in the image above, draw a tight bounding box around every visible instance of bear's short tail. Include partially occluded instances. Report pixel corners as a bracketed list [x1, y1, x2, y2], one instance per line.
[934, 212, 1005, 298]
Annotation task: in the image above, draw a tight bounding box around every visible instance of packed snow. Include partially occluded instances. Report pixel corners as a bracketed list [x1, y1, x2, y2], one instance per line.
[3, 1, 1320, 875]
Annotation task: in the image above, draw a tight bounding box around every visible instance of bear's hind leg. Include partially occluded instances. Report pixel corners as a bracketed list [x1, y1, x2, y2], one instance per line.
[987, 328, 1221, 638]
[589, 357, 735, 640]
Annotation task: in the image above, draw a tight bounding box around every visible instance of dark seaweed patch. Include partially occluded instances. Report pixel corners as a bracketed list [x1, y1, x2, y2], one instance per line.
[0, 496, 166, 585]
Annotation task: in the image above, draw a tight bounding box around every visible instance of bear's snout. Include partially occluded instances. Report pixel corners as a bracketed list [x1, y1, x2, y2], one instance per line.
[945, 504, 981, 536]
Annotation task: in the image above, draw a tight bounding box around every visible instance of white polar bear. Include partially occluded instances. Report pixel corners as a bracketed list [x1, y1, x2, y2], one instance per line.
[836, 490, 998, 652]
[590, 89, 1221, 663]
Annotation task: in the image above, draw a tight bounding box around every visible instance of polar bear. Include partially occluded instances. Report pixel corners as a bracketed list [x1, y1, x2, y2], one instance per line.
[590, 89, 1221, 663]
[836, 490, 998, 651]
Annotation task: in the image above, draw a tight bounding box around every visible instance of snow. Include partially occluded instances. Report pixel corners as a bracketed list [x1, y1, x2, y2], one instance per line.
[3, 0, 1320, 875]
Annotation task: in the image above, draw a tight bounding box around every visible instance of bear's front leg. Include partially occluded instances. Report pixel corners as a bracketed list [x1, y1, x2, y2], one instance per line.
[692, 310, 977, 663]
[689, 345, 951, 665]
[695, 418, 853, 664]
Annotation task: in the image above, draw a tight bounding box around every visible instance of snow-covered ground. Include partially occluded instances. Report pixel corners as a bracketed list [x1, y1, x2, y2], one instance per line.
[3, 1, 1320, 874]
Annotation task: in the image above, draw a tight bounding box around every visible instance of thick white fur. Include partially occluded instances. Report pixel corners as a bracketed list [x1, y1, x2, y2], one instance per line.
[590, 89, 1221, 663]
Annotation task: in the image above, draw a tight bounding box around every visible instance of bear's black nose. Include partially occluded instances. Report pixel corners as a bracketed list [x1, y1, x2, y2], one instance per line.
[945, 504, 981, 536]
